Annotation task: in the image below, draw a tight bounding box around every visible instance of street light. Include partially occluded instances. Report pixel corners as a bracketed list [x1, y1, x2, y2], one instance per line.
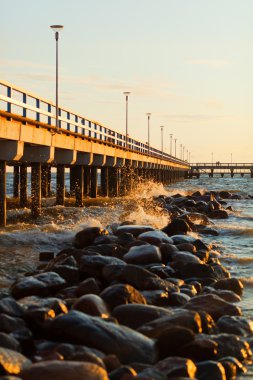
[50, 25, 64, 133]
[123, 92, 131, 148]
[169, 134, 173, 155]
[146, 113, 151, 154]
[160, 126, 165, 159]
[174, 138, 177, 157]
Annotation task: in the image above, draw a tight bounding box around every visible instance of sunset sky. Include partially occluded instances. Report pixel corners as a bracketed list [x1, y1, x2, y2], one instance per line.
[1, 0, 252, 162]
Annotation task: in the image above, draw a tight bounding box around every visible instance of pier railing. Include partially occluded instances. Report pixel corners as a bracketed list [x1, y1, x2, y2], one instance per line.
[0, 80, 186, 166]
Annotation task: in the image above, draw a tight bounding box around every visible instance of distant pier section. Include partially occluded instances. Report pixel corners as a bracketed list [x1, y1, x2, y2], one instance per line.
[189, 163, 253, 178]
[0, 80, 189, 226]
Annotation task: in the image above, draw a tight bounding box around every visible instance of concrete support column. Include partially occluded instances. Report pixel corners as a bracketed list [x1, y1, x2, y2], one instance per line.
[56, 165, 65, 205]
[72, 166, 84, 207]
[83, 166, 91, 196]
[101, 167, 109, 197]
[41, 165, 49, 198]
[108, 167, 119, 197]
[13, 166, 19, 198]
[31, 163, 41, 218]
[47, 166, 51, 196]
[90, 167, 98, 198]
[0, 161, 6, 227]
[20, 165, 28, 208]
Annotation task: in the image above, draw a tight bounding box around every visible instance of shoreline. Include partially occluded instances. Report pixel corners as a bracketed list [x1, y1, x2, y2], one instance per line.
[0, 188, 252, 379]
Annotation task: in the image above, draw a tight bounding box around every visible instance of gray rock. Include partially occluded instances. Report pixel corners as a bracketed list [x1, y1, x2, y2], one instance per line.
[123, 245, 162, 265]
[73, 227, 108, 249]
[115, 225, 154, 237]
[138, 230, 174, 245]
[100, 284, 146, 310]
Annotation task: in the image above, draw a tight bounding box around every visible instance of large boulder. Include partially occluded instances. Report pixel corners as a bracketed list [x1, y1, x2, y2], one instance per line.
[162, 219, 191, 236]
[46, 310, 157, 364]
[73, 227, 108, 249]
[212, 278, 244, 297]
[123, 245, 162, 265]
[196, 361, 226, 380]
[21, 361, 109, 380]
[217, 315, 253, 336]
[100, 284, 146, 310]
[183, 294, 242, 321]
[115, 225, 154, 237]
[138, 230, 174, 245]
[0, 347, 31, 376]
[155, 357, 197, 379]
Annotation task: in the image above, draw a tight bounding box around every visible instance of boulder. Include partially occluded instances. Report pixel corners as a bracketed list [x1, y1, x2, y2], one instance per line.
[196, 361, 226, 380]
[100, 284, 146, 310]
[72, 295, 110, 318]
[138, 231, 174, 245]
[123, 245, 162, 265]
[183, 294, 242, 321]
[115, 225, 154, 237]
[162, 219, 191, 236]
[212, 278, 244, 297]
[0, 298, 24, 318]
[73, 227, 108, 249]
[76, 278, 101, 297]
[46, 310, 157, 364]
[80, 256, 126, 278]
[21, 360, 109, 380]
[0, 314, 26, 334]
[11, 272, 66, 299]
[155, 357, 197, 379]
[217, 315, 253, 336]
[0, 347, 31, 376]
[0, 332, 21, 351]
[179, 338, 218, 361]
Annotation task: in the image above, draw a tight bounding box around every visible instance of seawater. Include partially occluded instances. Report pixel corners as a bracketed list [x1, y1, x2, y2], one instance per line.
[1, 173, 253, 377]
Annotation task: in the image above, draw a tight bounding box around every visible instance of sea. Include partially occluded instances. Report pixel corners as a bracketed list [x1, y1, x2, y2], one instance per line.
[1, 173, 253, 378]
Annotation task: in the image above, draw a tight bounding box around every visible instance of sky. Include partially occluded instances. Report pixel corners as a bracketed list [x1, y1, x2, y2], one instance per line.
[1, 0, 253, 162]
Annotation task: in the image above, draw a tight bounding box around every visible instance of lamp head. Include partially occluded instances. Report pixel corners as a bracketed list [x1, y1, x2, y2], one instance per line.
[146, 113, 151, 117]
[50, 25, 64, 32]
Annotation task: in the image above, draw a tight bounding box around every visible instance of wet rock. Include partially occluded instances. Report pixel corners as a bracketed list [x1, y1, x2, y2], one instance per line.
[46, 310, 157, 364]
[219, 191, 232, 199]
[52, 265, 80, 285]
[76, 278, 102, 297]
[86, 244, 127, 259]
[80, 256, 126, 278]
[0, 314, 26, 334]
[179, 338, 218, 361]
[18, 296, 68, 316]
[139, 309, 202, 336]
[166, 292, 190, 306]
[21, 360, 109, 380]
[207, 210, 229, 219]
[173, 262, 229, 281]
[196, 361, 226, 380]
[141, 290, 169, 307]
[11, 272, 66, 299]
[217, 315, 253, 336]
[0, 298, 24, 318]
[112, 304, 172, 329]
[72, 295, 110, 318]
[93, 235, 119, 245]
[102, 264, 177, 291]
[184, 294, 242, 321]
[171, 252, 203, 265]
[123, 245, 162, 265]
[204, 333, 252, 361]
[162, 219, 191, 236]
[0, 332, 21, 352]
[138, 231, 174, 245]
[109, 366, 137, 380]
[155, 357, 197, 379]
[159, 243, 179, 262]
[219, 356, 247, 375]
[73, 227, 108, 249]
[212, 278, 244, 296]
[39, 251, 55, 261]
[0, 347, 31, 376]
[115, 225, 154, 237]
[176, 243, 196, 253]
[147, 265, 175, 279]
[202, 287, 241, 303]
[100, 284, 146, 310]
[171, 235, 197, 245]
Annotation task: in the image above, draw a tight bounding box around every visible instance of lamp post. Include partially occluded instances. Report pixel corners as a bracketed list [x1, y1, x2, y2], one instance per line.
[169, 134, 173, 155]
[50, 25, 64, 133]
[189, 151, 191, 163]
[174, 138, 177, 157]
[211, 152, 213, 166]
[180, 144, 182, 160]
[123, 92, 131, 148]
[146, 113, 151, 154]
[183, 146, 185, 161]
[160, 126, 164, 159]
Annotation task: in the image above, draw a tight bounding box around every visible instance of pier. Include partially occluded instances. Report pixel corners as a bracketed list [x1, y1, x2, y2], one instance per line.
[0, 80, 189, 226]
[189, 163, 253, 178]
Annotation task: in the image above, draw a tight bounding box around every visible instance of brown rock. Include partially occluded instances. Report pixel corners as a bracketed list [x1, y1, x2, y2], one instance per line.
[100, 284, 146, 310]
[212, 278, 244, 296]
[155, 357, 197, 379]
[72, 295, 110, 318]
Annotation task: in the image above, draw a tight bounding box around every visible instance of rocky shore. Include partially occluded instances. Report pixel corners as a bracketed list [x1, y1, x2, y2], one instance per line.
[0, 190, 252, 380]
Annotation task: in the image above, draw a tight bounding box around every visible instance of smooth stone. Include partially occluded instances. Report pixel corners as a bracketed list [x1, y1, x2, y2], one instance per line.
[86, 244, 127, 259]
[115, 225, 154, 237]
[184, 294, 242, 321]
[196, 361, 226, 380]
[202, 287, 241, 303]
[73, 227, 108, 249]
[52, 265, 80, 285]
[159, 243, 179, 262]
[212, 278, 244, 297]
[0, 347, 31, 376]
[141, 290, 169, 307]
[147, 265, 175, 279]
[46, 310, 157, 364]
[207, 210, 229, 219]
[179, 212, 210, 226]
[217, 315, 253, 336]
[0, 314, 26, 334]
[155, 357, 197, 379]
[155, 326, 195, 359]
[39, 251, 55, 261]
[93, 235, 119, 245]
[80, 256, 126, 277]
[138, 368, 167, 380]
[219, 191, 232, 199]
[162, 219, 191, 236]
[102, 264, 177, 291]
[123, 245, 162, 265]
[0, 332, 21, 352]
[100, 284, 146, 310]
[21, 360, 109, 380]
[195, 310, 216, 334]
[179, 338, 218, 361]
[170, 252, 203, 265]
[167, 292, 190, 306]
[172, 262, 230, 281]
[138, 230, 174, 245]
[202, 333, 252, 361]
[112, 304, 172, 329]
[219, 356, 247, 375]
[139, 309, 202, 336]
[0, 298, 24, 318]
[11, 272, 66, 299]
[176, 243, 196, 253]
[171, 235, 197, 244]
[76, 278, 101, 297]
[109, 366, 137, 380]
[17, 296, 68, 315]
[72, 295, 110, 318]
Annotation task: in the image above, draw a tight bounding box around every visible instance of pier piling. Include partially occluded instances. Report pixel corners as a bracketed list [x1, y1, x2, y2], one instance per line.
[56, 165, 65, 205]
[13, 166, 19, 198]
[0, 161, 6, 226]
[20, 164, 28, 208]
[101, 167, 109, 197]
[90, 167, 98, 198]
[31, 163, 41, 218]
